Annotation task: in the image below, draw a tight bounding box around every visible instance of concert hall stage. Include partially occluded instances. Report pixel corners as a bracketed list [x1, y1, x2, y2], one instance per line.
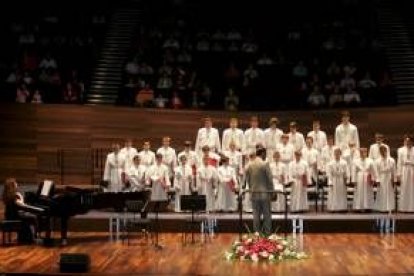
[69, 210, 414, 234]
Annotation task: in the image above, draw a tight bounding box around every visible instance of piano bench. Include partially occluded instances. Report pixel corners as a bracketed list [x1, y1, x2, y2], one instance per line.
[0, 220, 22, 245]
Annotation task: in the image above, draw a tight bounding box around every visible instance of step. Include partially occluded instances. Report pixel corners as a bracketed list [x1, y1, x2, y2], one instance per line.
[91, 79, 122, 85]
[87, 94, 118, 100]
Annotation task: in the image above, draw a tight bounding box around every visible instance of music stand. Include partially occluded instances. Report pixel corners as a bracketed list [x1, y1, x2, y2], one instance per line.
[181, 195, 206, 244]
[146, 200, 169, 250]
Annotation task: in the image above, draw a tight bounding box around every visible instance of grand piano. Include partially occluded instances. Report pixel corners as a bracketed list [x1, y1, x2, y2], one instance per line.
[22, 181, 150, 245]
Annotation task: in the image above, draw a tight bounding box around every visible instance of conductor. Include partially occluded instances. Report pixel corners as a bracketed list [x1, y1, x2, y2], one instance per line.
[245, 147, 274, 235]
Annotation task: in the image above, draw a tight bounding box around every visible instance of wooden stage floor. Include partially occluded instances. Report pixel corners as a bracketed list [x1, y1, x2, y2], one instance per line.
[1, 233, 414, 275]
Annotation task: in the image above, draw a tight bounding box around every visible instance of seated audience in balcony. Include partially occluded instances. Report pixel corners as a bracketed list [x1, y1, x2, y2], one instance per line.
[16, 84, 30, 103]
[31, 89, 43, 104]
[135, 84, 154, 107]
[224, 88, 239, 111]
[63, 82, 79, 103]
[307, 86, 326, 108]
[343, 88, 361, 106]
[329, 86, 344, 107]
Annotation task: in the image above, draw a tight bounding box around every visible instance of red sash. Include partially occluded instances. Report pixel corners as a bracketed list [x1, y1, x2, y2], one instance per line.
[302, 174, 308, 186]
[228, 179, 236, 192]
[208, 158, 218, 167]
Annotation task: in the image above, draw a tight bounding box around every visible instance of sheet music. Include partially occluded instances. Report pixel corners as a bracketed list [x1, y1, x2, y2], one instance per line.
[274, 184, 284, 193]
[41, 180, 53, 197]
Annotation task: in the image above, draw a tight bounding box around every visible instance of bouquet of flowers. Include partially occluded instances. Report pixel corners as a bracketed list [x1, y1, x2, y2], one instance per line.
[225, 232, 307, 262]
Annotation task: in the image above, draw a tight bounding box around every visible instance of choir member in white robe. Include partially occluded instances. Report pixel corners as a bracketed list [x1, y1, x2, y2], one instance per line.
[103, 143, 125, 192]
[351, 148, 376, 211]
[157, 136, 177, 183]
[173, 155, 194, 212]
[307, 120, 327, 153]
[216, 157, 238, 211]
[119, 138, 138, 170]
[301, 136, 319, 183]
[125, 155, 147, 191]
[342, 142, 360, 170]
[244, 116, 265, 155]
[138, 141, 156, 168]
[269, 151, 288, 212]
[319, 136, 337, 174]
[197, 146, 221, 168]
[221, 117, 245, 152]
[368, 133, 390, 161]
[264, 117, 283, 160]
[223, 141, 244, 176]
[177, 141, 198, 174]
[288, 121, 305, 152]
[196, 156, 218, 212]
[195, 117, 221, 155]
[397, 136, 414, 212]
[374, 145, 396, 212]
[288, 151, 311, 212]
[146, 153, 171, 201]
[326, 148, 350, 211]
[277, 134, 295, 166]
[335, 110, 360, 151]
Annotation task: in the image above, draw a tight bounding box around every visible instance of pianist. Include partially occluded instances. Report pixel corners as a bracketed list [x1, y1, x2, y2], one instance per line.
[2, 178, 38, 244]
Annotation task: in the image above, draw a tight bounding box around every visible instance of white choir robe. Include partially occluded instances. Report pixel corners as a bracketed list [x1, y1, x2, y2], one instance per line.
[138, 150, 156, 168]
[196, 164, 218, 212]
[125, 164, 147, 191]
[342, 147, 360, 173]
[146, 164, 171, 201]
[374, 157, 396, 212]
[335, 123, 360, 151]
[119, 147, 138, 170]
[177, 150, 198, 168]
[319, 145, 337, 174]
[216, 165, 238, 211]
[397, 146, 414, 212]
[264, 128, 283, 160]
[368, 143, 390, 161]
[103, 152, 125, 192]
[222, 128, 245, 152]
[351, 158, 376, 210]
[301, 146, 319, 182]
[223, 150, 243, 175]
[326, 159, 350, 211]
[288, 132, 305, 152]
[288, 160, 311, 212]
[173, 165, 194, 212]
[269, 161, 287, 212]
[157, 146, 177, 179]
[196, 152, 221, 168]
[195, 127, 221, 155]
[277, 143, 295, 166]
[307, 130, 327, 153]
[244, 127, 265, 155]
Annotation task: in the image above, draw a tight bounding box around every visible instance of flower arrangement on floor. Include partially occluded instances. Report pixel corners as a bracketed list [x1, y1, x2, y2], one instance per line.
[225, 232, 307, 262]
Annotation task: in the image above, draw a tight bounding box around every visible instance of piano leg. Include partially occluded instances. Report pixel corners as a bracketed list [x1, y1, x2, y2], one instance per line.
[60, 216, 68, 245]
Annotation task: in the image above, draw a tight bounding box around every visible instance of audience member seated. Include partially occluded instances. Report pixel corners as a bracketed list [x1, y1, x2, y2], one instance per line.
[135, 84, 154, 107]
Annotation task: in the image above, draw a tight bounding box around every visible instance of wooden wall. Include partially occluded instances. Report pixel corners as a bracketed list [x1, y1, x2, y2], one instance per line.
[1, 103, 413, 185]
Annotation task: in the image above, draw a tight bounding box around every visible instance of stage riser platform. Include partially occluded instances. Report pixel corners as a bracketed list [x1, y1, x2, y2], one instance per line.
[65, 217, 414, 233]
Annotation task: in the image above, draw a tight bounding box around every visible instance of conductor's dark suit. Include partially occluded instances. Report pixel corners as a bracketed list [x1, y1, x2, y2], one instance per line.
[245, 157, 274, 235]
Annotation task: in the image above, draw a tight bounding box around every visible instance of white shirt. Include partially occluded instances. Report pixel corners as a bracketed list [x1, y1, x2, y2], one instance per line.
[157, 146, 177, 170]
[195, 127, 221, 154]
[277, 143, 295, 164]
[264, 127, 283, 150]
[223, 150, 243, 174]
[288, 132, 305, 152]
[119, 146, 138, 169]
[335, 123, 360, 150]
[177, 150, 198, 168]
[138, 150, 156, 168]
[307, 130, 327, 152]
[368, 143, 390, 161]
[222, 128, 245, 151]
[244, 127, 265, 154]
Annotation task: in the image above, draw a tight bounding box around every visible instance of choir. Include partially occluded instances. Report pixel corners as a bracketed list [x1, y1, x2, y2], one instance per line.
[103, 112, 414, 213]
